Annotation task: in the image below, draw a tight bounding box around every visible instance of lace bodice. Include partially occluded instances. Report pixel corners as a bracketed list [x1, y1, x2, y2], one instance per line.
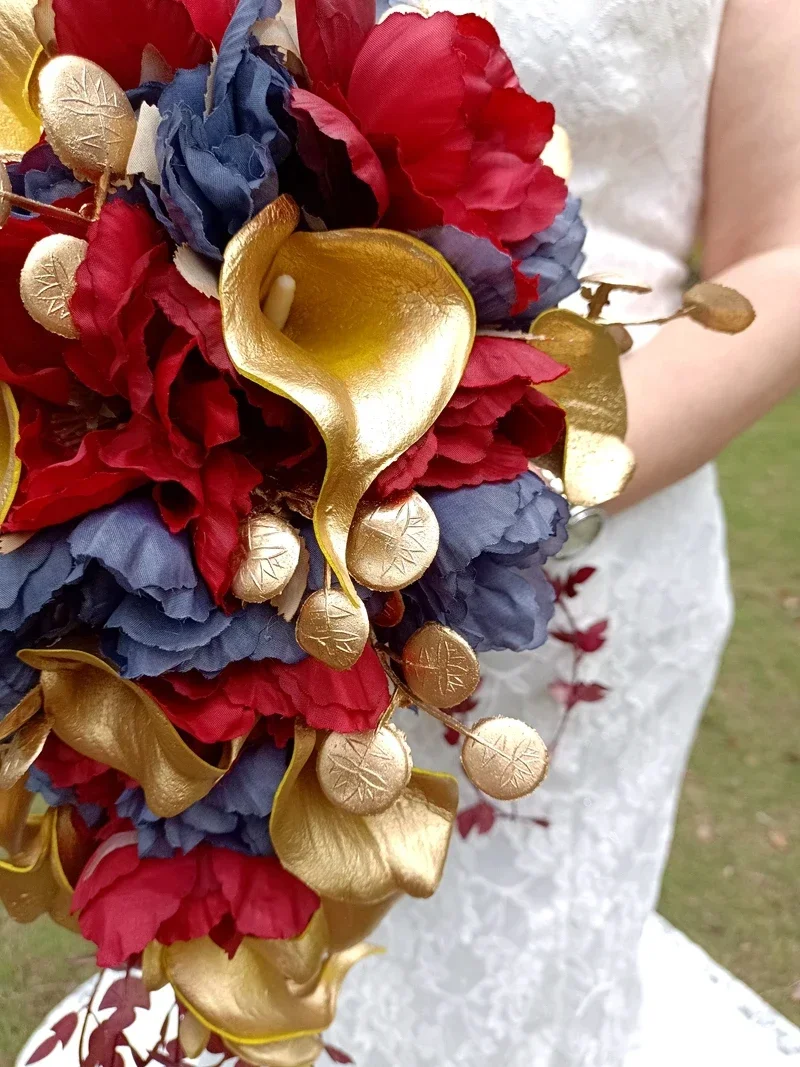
[495, 0, 725, 316]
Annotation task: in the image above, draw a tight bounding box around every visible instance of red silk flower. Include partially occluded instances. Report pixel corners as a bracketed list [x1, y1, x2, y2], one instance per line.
[142, 645, 391, 745]
[51, 0, 212, 89]
[4, 200, 260, 604]
[73, 839, 319, 967]
[375, 336, 567, 495]
[292, 1, 566, 247]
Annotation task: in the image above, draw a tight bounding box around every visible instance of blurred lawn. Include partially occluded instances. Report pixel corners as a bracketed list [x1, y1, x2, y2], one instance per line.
[660, 389, 800, 1025]
[0, 395, 798, 1064]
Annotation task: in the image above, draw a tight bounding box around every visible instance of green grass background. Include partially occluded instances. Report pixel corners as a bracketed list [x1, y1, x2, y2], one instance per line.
[0, 394, 798, 1064]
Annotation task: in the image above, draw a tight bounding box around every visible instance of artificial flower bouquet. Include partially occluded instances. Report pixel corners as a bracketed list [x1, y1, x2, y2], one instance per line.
[0, 0, 754, 1063]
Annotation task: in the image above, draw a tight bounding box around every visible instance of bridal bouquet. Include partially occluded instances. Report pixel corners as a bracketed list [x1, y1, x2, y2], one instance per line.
[0, 0, 753, 1063]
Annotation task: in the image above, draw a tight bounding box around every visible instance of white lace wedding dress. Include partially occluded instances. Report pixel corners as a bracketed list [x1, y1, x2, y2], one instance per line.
[330, 1, 738, 1064]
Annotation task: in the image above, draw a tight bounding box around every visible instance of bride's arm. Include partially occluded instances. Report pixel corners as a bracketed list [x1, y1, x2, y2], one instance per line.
[608, 0, 800, 512]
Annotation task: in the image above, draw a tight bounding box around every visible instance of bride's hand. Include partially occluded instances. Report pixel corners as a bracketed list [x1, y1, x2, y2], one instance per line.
[607, 0, 800, 514]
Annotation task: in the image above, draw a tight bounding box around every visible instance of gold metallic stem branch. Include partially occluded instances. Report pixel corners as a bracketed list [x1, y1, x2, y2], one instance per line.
[379, 655, 508, 759]
[0, 191, 88, 226]
[91, 167, 111, 220]
[377, 687, 406, 730]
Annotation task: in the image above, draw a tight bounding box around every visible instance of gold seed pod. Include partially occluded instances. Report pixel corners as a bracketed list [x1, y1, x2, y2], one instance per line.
[683, 282, 755, 334]
[402, 622, 480, 710]
[295, 587, 369, 671]
[20, 233, 87, 338]
[347, 491, 440, 592]
[461, 716, 549, 801]
[0, 163, 11, 230]
[317, 723, 413, 815]
[231, 514, 303, 604]
[37, 56, 137, 181]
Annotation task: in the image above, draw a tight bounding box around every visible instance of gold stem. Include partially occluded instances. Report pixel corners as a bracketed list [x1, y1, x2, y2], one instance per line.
[92, 167, 111, 220]
[0, 190, 87, 226]
[378, 654, 508, 758]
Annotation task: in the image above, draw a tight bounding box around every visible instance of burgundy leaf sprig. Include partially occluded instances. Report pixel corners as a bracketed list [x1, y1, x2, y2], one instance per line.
[548, 566, 609, 755]
[454, 566, 610, 840]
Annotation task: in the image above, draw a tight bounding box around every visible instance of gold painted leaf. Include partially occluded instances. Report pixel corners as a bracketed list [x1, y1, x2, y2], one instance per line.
[160, 935, 377, 1046]
[220, 195, 475, 604]
[37, 55, 136, 179]
[224, 1035, 324, 1067]
[16, 648, 247, 817]
[0, 381, 21, 523]
[0, 777, 34, 857]
[683, 282, 755, 334]
[532, 309, 636, 506]
[0, 806, 91, 931]
[0, 0, 41, 157]
[270, 725, 458, 905]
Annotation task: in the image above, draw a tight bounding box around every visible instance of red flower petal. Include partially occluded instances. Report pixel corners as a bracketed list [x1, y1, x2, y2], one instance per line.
[71, 200, 169, 403]
[420, 436, 530, 490]
[178, 0, 237, 49]
[295, 0, 375, 93]
[291, 87, 389, 219]
[142, 669, 257, 744]
[270, 646, 390, 733]
[6, 427, 147, 532]
[146, 264, 232, 376]
[36, 735, 110, 789]
[460, 337, 567, 390]
[76, 846, 199, 967]
[52, 0, 210, 90]
[211, 851, 319, 940]
[191, 448, 261, 604]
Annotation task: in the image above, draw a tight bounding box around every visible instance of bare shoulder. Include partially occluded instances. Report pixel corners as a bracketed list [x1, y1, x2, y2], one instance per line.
[703, 0, 800, 274]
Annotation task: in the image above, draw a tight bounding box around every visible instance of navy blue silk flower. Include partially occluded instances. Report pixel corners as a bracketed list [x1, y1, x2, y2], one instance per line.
[0, 497, 304, 716]
[417, 197, 586, 325]
[390, 472, 569, 654]
[116, 742, 287, 858]
[510, 196, 587, 323]
[145, 0, 292, 259]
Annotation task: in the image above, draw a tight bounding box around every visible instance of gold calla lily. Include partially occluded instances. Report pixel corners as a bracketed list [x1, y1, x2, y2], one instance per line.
[0, 0, 41, 157]
[15, 649, 248, 817]
[0, 382, 21, 523]
[152, 935, 377, 1048]
[532, 309, 636, 506]
[271, 725, 458, 905]
[0, 804, 91, 931]
[220, 195, 475, 604]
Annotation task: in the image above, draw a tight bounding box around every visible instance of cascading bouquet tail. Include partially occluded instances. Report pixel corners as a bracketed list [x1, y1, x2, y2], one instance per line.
[0, 0, 754, 1064]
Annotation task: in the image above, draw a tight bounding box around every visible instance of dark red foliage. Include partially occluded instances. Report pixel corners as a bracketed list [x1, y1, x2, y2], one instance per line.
[457, 801, 496, 839]
[25, 1013, 78, 1064]
[551, 566, 597, 600]
[548, 679, 609, 712]
[551, 620, 608, 654]
[324, 1046, 356, 1064]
